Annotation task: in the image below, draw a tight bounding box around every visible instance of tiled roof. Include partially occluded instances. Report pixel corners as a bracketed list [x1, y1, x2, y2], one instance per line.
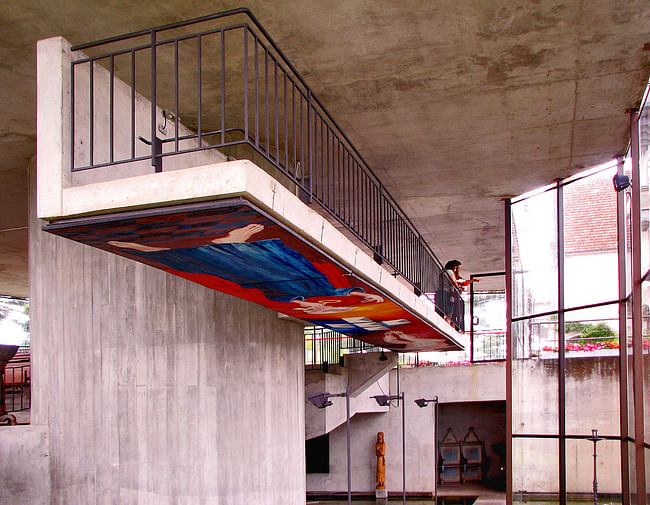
[563, 169, 617, 255]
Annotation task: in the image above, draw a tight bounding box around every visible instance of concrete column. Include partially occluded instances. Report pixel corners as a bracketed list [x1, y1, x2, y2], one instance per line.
[28, 161, 306, 504]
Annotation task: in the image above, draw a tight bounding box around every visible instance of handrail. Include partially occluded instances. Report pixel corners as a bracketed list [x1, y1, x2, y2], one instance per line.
[68, 9, 464, 329]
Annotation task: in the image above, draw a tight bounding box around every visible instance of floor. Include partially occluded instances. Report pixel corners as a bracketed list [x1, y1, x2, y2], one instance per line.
[307, 482, 506, 504]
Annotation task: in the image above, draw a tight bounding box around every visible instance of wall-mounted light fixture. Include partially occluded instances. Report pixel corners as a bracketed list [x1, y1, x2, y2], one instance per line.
[613, 173, 631, 192]
[308, 388, 351, 505]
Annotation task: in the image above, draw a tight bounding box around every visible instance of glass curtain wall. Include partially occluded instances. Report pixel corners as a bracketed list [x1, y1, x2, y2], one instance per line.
[507, 92, 650, 505]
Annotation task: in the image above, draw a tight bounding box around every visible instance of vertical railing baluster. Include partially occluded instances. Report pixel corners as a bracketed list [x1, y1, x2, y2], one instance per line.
[363, 175, 368, 244]
[300, 92, 304, 182]
[388, 205, 393, 267]
[355, 161, 359, 230]
[244, 27, 249, 144]
[379, 184, 385, 263]
[90, 59, 94, 166]
[319, 114, 324, 203]
[174, 41, 179, 152]
[332, 134, 337, 213]
[355, 161, 360, 231]
[150, 31, 157, 167]
[131, 50, 136, 159]
[283, 71, 288, 170]
[254, 35, 259, 148]
[351, 154, 356, 227]
[327, 126, 331, 208]
[264, 46, 269, 155]
[109, 55, 114, 163]
[380, 190, 386, 263]
[341, 148, 346, 223]
[307, 90, 313, 202]
[405, 229, 409, 278]
[292, 82, 296, 177]
[336, 138, 341, 218]
[351, 157, 355, 227]
[389, 203, 394, 268]
[70, 62, 76, 170]
[274, 59, 279, 164]
[197, 34, 202, 148]
[350, 158, 359, 229]
[370, 180, 375, 250]
[221, 30, 226, 146]
[342, 147, 346, 223]
[346, 151, 351, 225]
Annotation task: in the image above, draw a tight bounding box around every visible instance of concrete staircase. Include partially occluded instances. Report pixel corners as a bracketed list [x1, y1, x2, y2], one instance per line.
[305, 351, 398, 440]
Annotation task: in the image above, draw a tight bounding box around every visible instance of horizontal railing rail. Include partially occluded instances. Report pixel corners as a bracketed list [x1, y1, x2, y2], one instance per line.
[69, 8, 463, 326]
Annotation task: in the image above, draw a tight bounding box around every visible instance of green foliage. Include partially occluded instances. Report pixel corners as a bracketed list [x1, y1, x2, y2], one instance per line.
[22, 301, 29, 334]
[565, 321, 615, 341]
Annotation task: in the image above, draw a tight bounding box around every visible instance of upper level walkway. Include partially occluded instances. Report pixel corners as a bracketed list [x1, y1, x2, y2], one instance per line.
[36, 10, 466, 352]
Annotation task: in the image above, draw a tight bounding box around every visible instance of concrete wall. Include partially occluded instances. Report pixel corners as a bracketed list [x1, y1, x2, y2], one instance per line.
[305, 370, 391, 440]
[305, 352, 396, 440]
[307, 363, 506, 494]
[27, 159, 306, 504]
[0, 425, 50, 505]
[513, 356, 623, 494]
[309, 356, 626, 495]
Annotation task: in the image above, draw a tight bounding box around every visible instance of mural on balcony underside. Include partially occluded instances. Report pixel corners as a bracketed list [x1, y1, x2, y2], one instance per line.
[45, 202, 461, 352]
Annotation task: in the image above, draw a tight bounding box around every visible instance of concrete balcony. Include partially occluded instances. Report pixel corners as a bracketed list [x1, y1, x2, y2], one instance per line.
[36, 32, 466, 352]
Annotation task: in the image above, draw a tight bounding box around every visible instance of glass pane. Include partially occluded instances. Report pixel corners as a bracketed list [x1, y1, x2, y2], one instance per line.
[639, 105, 650, 275]
[511, 188, 558, 318]
[513, 318, 558, 435]
[566, 438, 621, 495]
[564, 306, 621, 437]
[563, 167, 618, 309]
[512, 437, 559, 496]
[472, 290, 506, 361]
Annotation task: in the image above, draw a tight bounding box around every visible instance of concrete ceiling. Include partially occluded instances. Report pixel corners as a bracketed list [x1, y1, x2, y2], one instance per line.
[1, 0, 649, 297]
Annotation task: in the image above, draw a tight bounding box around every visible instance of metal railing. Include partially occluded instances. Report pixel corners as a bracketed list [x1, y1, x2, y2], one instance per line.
[69, 8, 462, 323]
[304, 326, 381, 370]
[471, 331, 506, 362]
[3, 345, 30, 413]
[3, 365, 30, 412]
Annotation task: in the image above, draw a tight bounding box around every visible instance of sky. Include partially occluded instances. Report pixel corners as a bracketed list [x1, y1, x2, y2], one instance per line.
[0, 297, 29, 346]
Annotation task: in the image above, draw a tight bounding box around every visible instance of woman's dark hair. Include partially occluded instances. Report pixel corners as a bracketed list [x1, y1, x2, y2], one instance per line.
[444, 260, 461, 270]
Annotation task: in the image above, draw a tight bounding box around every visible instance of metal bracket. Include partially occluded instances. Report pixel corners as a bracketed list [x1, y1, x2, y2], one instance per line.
[138, 136, 163, 173]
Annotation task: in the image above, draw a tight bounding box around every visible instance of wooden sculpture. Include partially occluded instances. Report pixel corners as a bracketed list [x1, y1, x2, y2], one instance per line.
[376, 431, 386, 490]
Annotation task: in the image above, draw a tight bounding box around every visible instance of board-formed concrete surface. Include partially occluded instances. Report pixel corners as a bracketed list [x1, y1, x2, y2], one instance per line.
[0, 425, 50, 505]
[29, 163, 307, 504]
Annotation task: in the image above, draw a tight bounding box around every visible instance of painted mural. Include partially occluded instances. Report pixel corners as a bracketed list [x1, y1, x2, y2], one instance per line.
[45, 201, 461, 352]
